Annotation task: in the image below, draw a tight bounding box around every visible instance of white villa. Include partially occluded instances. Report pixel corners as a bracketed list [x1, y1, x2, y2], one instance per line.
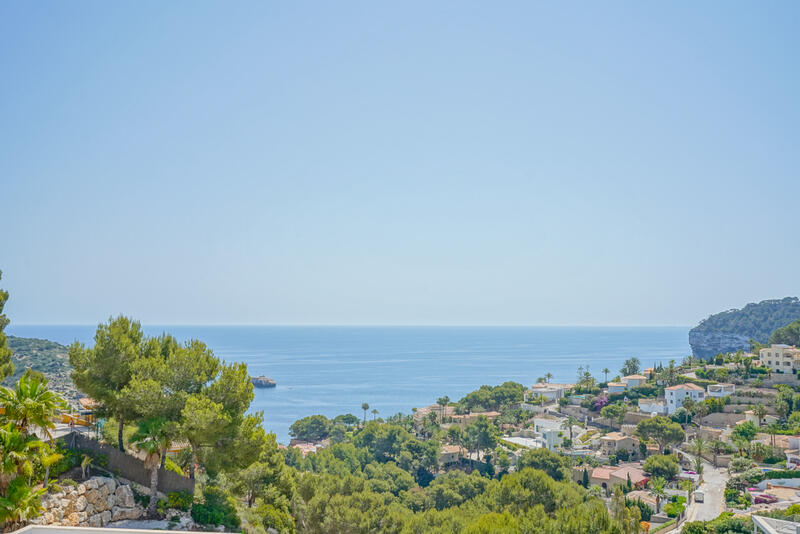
[526, 382, 574, 402]
[665, 383, 705, 414]
[638, 398, 668, 415]
[622, 374, 647, 388]
[707, 383, 735, 398]
[607, 382, 627, 394]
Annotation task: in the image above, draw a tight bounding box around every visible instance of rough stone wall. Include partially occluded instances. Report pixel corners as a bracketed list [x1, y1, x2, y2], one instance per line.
[31, 476, 143, 527]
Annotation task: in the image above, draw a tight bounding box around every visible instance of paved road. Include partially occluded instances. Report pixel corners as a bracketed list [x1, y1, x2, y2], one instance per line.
[680, 456, 726, 528]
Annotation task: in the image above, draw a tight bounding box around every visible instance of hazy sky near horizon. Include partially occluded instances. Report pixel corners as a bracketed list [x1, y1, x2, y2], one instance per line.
[2, 2, 799, 326]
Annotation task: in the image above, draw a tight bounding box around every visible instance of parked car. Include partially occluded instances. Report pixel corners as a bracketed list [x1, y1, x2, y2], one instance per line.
[693, 491, 704, 503]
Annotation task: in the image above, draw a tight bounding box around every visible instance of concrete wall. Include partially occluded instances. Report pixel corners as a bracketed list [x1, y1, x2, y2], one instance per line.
[59, 432, 194, 495]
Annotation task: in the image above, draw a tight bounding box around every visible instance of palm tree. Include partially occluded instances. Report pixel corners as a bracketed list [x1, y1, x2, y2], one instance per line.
[602, 368, 610, 382]
[777, 401, 790, 422]
[80, 454, 93, 480]
[0, 373, 66, 441]
[0, 423, 39, 496]
[132, 418, 173, 517]
[361, 403, 370, 425]
[752, 403, 768, 427]
[0, 478, 46, 531]
[693, 402, 709, 424]
[767, 422, 781, 448]
[371, 408, 379, 421]
[562, 416, 578, 445]
[688, 436, 708, 458]
[545, 373, 553, 383]
[710, 440, 726, 467]
[648, 476, 667, 513]
[682, 397, 695, 428]
[39, 443, 63, 489]
[437, 396, 450, 422]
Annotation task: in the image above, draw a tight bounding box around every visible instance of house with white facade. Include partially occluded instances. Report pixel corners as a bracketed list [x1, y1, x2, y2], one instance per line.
[607, 382, 627, 394]
[707, 383, 735, 398]
[638, 398, 668, 415]
[622, 374, 647, 388]
[664, 383, 705, 414]
[785, 436, 800, 469]
[526, 383, 574, 402]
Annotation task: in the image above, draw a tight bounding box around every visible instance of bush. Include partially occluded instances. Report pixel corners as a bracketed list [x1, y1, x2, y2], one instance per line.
[191, 486, 240, 529]
[164, 456, 184, 476]
[165, 490, 194, 512]
[627, 498, 652, 521]
[724, 488, 740, 503]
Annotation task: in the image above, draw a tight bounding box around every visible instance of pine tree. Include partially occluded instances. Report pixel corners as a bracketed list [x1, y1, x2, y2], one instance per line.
[582, 468, 589, 488]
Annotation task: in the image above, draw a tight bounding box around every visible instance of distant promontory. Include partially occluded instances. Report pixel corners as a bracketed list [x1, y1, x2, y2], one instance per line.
[689, 296, 800, 359]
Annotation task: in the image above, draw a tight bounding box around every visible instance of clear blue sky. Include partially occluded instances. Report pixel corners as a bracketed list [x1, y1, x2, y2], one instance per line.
[2, 2, 798, 326]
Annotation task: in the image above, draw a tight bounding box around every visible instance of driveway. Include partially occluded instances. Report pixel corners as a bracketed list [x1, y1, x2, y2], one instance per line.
[680, 456, 726, 527]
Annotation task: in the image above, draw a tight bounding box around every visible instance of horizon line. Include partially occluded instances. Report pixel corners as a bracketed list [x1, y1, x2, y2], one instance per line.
[9, 322, 693, 328]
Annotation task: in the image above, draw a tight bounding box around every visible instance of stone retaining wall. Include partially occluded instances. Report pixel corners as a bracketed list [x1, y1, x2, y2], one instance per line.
[32, 477, 143, 528]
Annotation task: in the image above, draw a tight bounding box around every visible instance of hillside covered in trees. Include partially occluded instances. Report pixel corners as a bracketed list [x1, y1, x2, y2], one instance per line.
[770, 319, 800, 346]
[689, 297, 800, 359]
[3, 336, 78, 402]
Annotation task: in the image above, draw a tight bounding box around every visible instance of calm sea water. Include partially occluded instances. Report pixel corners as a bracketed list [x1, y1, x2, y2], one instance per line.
[8, 325, 689, 443]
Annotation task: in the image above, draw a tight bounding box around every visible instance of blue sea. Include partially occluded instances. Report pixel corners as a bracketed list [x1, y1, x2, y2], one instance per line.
[8, 325, 690, 443]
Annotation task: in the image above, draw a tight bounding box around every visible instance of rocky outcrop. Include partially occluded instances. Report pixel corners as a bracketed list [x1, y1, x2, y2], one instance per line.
[32, 476, 143, 527]
[251, 375, 276, 388]
[688, 330, 751, 360]
[689, 297, 800, 359]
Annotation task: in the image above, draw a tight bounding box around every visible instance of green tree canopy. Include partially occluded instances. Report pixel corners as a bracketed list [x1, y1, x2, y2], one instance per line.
[0, 271, 13, 380]
[642, 454, 679, 480]
[69, 316, 145, 450]
[620, 357, 641, 376]
[636, 416, 685, 453]
[771, 319, 800, 346]
[290, 415, 332, 442]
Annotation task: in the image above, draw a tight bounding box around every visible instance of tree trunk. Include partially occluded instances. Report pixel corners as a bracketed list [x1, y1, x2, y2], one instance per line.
[44, 465, 50, 488]
[118, 417, 125, 452]
[189, 444, 198, 480]
[147, 466, 159, 517]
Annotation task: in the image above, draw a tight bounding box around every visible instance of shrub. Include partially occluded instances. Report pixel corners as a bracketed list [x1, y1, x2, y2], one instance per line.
[724, 488, 740, 503]
[627, 498, 652, 521]
[164, 456, 184, 476]
[191, 486, 240, 529]
[165, 490, 194, 512]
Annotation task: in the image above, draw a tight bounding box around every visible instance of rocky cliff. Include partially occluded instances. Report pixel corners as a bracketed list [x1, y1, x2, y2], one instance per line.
[689, 297, 800, 359]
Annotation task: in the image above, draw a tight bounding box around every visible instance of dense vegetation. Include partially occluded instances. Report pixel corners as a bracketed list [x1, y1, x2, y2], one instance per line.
[770, 319, 800, 346]
[0, 270, 12, 380]
[691, 297, 800, 340]
[0, 372, 68, 529]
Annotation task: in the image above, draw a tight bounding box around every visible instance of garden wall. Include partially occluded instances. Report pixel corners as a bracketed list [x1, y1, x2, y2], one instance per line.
[59, 431, 194, 494]
[698, 412, 745, 428]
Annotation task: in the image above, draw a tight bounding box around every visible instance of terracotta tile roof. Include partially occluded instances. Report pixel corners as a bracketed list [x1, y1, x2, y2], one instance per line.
[591, 467, 615, 480]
